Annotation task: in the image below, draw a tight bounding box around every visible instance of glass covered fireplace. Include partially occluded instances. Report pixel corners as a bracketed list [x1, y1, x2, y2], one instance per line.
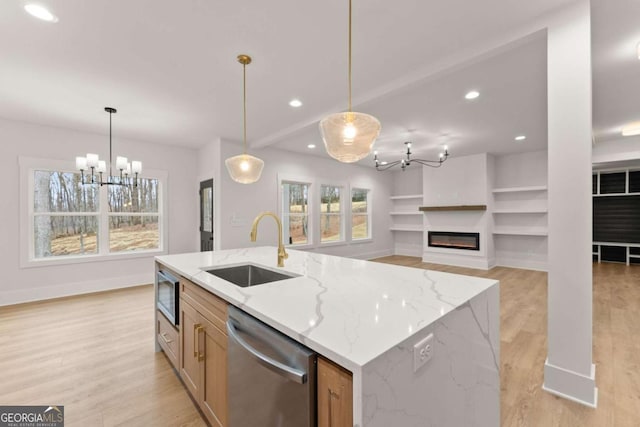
[428, 231, 480, 251]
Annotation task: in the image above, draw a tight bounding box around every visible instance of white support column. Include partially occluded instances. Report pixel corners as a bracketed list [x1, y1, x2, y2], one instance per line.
[544, 0, 597, 407]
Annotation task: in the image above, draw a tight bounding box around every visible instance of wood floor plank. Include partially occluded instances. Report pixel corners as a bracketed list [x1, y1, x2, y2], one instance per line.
[2, 260, 639, 426]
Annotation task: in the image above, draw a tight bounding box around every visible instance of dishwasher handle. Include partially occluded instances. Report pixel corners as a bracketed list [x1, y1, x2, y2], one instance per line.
[226, 319, 308, 385]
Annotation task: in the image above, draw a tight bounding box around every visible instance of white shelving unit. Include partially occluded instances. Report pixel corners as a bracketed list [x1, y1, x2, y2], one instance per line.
[389, 195, 423, 233]
[390, 226, 424, 232]
[493, 208, 548, 214]
[493, 228, 548, 236]
[390, 194, 423, 200]
[492, 186, 548, 237]
[492, 185, 548, 193]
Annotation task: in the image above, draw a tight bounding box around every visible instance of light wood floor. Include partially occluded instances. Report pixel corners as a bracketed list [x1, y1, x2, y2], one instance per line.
[1, 260, 638, 426]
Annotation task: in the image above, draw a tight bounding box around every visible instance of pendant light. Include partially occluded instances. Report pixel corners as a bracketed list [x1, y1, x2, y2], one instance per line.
[319, 0, 381, 163]
[75, 107, 142, 187]
[225, 54, 264, 184]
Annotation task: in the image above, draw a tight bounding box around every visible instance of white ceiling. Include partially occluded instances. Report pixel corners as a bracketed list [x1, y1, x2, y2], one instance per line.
[0, 0, 636, 165]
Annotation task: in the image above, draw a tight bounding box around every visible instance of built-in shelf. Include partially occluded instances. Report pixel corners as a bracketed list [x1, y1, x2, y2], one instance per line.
[390, 194, 423, 200]
[390, 226, 423, 232]
[492, 185, 547, 193]
[419, 205, 487, 212]
[492, 208, 548, 214]
[390, 211, 423, 216]
[493, 228, 548, 236]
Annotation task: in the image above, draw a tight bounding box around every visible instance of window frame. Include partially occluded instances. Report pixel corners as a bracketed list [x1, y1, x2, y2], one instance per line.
[278, 176, 314, 249]
[20, 157, 168, 268]
[350, 186, 373, 243]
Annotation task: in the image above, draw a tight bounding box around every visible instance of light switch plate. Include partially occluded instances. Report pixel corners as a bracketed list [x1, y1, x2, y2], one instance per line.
[413, 333, 434, 372]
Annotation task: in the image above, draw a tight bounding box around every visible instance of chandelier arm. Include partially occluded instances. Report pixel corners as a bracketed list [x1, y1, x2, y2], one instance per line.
[375, 160, 404, 171]
[109, 109, 113, 180]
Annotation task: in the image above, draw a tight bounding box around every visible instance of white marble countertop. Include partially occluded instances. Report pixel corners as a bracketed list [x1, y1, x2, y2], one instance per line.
[156, 246, 498, 372]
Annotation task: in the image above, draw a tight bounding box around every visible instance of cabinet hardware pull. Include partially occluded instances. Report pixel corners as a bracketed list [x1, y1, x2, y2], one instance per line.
[160, 332, 173, 344]
[193, 323, 202, 358]
[196, 326, 205, 361]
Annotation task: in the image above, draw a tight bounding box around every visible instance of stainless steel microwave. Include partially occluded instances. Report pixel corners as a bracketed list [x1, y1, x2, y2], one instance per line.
[157, 270, 179, 326]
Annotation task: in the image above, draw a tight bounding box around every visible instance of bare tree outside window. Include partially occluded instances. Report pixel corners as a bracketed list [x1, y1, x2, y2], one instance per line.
[321, 185, 343, 242]
[33, 171, 99, 257]
[281, 182, 309, 245]
[108, 178, 160, 252]
[351, 188, 370, 240]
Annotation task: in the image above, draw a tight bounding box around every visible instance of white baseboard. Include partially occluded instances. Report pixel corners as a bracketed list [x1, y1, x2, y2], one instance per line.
[0, 274, 152, 306]
[495, 256, 548, 272]
[543, 358, 598, 408]
[394, 243, 423, 257]
[351, 248, 394, 260]
[422, 252, 491, 270]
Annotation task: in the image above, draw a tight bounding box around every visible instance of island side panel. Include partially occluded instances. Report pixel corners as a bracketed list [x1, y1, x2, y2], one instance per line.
[360, 283, 499, 427]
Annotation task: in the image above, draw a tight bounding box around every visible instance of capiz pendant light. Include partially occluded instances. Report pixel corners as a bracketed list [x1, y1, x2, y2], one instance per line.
[319, 0, 381, 163]
[225, 54, 264, 184]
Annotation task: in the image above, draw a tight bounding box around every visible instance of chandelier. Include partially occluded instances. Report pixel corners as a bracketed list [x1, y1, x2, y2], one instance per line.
[374, 142, 449, 171]
[75, 107, 142, 187]
[319, 0, 381, 163]
[224, 54, 265, 184]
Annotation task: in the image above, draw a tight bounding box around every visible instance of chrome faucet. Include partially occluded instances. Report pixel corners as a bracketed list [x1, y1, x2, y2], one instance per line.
[250, 211, 289, 267]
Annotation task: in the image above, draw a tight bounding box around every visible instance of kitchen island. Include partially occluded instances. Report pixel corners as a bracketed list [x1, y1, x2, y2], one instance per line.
[156, 246, 499, 427]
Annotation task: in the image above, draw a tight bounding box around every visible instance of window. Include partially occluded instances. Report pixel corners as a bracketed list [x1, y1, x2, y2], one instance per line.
[23, 157, 165, 265]
[320, 184, 344, 243]
[108, 179, 160, 252]
[281, 181, 310, 246]
[33, 170, 100, 258]
[351, 188, 371, 240]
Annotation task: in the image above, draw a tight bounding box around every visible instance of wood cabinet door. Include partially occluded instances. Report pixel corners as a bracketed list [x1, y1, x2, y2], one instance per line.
[317, 357, 353, 427]
[180, 300, 202, 400]
[200, 316, 228, 427]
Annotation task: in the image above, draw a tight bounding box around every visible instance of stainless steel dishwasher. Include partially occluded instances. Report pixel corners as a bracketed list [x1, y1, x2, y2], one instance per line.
[226, 305, 317, 427]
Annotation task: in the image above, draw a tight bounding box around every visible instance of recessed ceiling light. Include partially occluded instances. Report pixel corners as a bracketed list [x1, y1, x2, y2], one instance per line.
[289, 99, 303, 108]
[514, 135, 526, 141]
[380, 161, 388, 165]
[622, 123, 640, 136]
[465, 90, 480, 100]
[307, 144, 316, 149]
[24, 4, 58, 22]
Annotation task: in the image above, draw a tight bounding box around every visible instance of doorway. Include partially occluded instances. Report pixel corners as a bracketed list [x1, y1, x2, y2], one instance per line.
[200, 179, 214, 251]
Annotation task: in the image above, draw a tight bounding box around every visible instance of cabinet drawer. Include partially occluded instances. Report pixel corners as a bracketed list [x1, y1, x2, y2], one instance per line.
[157, 310, 179, 368]
[180, 279, 228, 332]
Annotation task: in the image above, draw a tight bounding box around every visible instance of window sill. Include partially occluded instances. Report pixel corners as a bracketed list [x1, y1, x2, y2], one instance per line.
[21, 248, 166, 269]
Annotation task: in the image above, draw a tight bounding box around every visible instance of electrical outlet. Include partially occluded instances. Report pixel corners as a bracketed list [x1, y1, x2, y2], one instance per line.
[413, 333, 434, 372]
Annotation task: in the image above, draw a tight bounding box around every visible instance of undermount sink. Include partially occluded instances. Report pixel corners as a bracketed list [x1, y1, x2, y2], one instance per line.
[205, 264, 298, 288]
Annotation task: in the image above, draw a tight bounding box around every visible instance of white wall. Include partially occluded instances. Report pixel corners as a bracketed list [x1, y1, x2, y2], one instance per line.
[423, 153, 489, 206]
[544, 0, 597, 407]
[422, 153, 493, 269]
[0, 118, 199, 305]
[196, 137, 222, 251]
[592, 136, 640, 165]
[493, 150, 548, 271]
[392, 166, 422, 196]
[207, 140, 395, 260]
[391, 167, 423, 256]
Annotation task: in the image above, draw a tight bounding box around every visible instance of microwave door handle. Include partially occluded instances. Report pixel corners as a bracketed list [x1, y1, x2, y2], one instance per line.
[226, 320, 307, 385]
